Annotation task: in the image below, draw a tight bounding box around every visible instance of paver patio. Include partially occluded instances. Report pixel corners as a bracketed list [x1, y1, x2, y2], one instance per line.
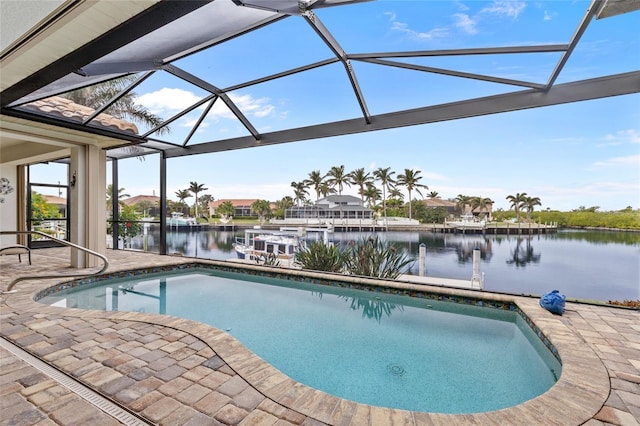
[1, 248, 638, 425]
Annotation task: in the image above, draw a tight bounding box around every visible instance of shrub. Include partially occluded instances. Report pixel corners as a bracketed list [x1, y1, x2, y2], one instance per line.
[295, 241, 345, 273]
[343, 235, 415, 279]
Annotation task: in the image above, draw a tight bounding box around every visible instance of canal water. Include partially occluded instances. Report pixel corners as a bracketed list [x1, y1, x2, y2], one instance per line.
[130, 228, 639, 303]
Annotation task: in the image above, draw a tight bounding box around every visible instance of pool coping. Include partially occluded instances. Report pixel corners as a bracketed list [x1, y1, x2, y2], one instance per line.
[3, 257, 611, 425]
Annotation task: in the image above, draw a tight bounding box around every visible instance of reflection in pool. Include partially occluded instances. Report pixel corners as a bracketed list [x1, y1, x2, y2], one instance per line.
[40, 267, 561, 414]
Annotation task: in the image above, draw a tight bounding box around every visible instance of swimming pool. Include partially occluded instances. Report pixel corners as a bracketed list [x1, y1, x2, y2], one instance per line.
[38, 264, 561, 414]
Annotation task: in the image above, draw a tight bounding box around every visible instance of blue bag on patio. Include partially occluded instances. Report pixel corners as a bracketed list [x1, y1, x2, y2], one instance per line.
[540, 290, 566, 315]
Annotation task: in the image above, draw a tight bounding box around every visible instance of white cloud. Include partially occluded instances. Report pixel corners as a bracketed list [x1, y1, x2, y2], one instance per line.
[453, 13, 478, 35]
[480, 1, 526, 18]
[136, 88, 201, 114]
[387, 1, 526, 43]
[592, 154, 640, 168]
[603, 129, 640, 144]
[136, 88, 276, 122]
[390, 20, 448, 40]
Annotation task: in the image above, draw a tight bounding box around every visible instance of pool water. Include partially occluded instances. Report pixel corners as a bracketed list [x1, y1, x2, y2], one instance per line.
[40, 268, 561, 414]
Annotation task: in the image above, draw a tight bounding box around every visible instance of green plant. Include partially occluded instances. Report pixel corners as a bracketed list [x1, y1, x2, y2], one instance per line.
[107, 205, 143, 238]
[343, 235, 415, 279]
[255, 253, 280, 267]
[295, 241, 345, 273]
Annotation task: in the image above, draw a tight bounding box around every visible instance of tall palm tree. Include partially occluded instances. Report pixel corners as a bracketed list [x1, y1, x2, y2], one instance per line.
[373, 167, 395, 221]
[63, 75, 169, 135]
[349, 167, 373, 202]
[506, 192, 528, 223]
[188, 181, 208, 218]
[523, 196, 542, 222]
[325, 165, 351, 219]
[291, 181, 309, 207]
[363, 183, 381, 209]
[174, 189, 191, 215]
[396, 168, 428, 220]
[305, 170, 325, 202]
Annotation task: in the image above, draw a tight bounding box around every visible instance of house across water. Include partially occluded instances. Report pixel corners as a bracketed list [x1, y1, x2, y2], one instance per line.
[285, 195, 374, 223]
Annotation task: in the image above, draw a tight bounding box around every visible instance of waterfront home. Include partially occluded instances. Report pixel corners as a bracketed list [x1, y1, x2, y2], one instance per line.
[285, 195, 374, 222]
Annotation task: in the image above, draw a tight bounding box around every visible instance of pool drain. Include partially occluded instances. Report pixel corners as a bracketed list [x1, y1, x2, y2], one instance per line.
[387, 363, 406, 376]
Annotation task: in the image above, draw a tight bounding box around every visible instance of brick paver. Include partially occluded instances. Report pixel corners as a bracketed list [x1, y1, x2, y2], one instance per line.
[1, 248, 638, 425]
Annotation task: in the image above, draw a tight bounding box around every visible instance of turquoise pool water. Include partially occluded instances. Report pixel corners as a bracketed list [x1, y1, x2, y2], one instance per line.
[39, 268, 561, 414]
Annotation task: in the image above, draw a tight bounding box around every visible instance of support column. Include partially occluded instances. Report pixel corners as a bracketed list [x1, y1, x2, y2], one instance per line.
[70, 145, 106, 267]
[160, 152, 167, 255]
[16, 165, 27, 246]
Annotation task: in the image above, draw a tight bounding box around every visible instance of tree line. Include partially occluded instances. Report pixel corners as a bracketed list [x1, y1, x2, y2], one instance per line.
[107, 174, 639, 229]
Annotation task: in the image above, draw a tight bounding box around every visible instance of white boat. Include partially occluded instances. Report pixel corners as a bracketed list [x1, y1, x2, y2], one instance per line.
[233, 228, 304, 261]
[167, 212, 197, 226]
[446, 213, 486, 230]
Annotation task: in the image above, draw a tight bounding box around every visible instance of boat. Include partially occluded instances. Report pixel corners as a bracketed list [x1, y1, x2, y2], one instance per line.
[446, 213, 486, 230]
[166, 212, 197, 226]
[233, 228, 305, 261]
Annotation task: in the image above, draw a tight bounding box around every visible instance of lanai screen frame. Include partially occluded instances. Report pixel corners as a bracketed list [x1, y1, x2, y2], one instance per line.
[1, 0, 638, 254]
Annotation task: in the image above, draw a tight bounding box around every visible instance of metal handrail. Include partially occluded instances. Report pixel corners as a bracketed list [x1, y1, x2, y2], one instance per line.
[0, 230, 109, 293]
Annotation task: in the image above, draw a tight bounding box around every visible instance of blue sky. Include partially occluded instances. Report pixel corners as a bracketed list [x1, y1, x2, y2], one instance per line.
[35, 1, 639, 211]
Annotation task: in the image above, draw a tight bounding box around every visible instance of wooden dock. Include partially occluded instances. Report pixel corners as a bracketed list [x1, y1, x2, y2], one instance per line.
[422, 222, 557, 235]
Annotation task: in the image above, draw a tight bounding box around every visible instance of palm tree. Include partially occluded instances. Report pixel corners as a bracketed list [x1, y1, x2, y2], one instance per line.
[523, 196, 542, 222]
[349, 167, 373, 202]
[174, 189, 191, 215]
[106, 184, 130, 210]
[428, 191, 440, 199]
[251, 199, 272, 224]
[325, 165, 351, 219]
[305, 170, 325, 202]
[396, 169, 428, 220]
[363, 183, 381, 209]
[388, 186, 404, 201]
[506, 192, 528, 223]
[291, 181, 309, 207]
[317, 182, 336, 199]
[454, 194, 472, 216]
[63, 75, 169, 135]
[274, 196, 294, 219]
[478, 197, 494, 219]
[107, 183, 131, 205]
[373, 167, 395, 221]
[188, 181, 208, 218]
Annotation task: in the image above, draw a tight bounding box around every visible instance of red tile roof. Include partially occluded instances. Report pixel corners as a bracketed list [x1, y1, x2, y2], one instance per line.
[22, 96, 138, 134]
